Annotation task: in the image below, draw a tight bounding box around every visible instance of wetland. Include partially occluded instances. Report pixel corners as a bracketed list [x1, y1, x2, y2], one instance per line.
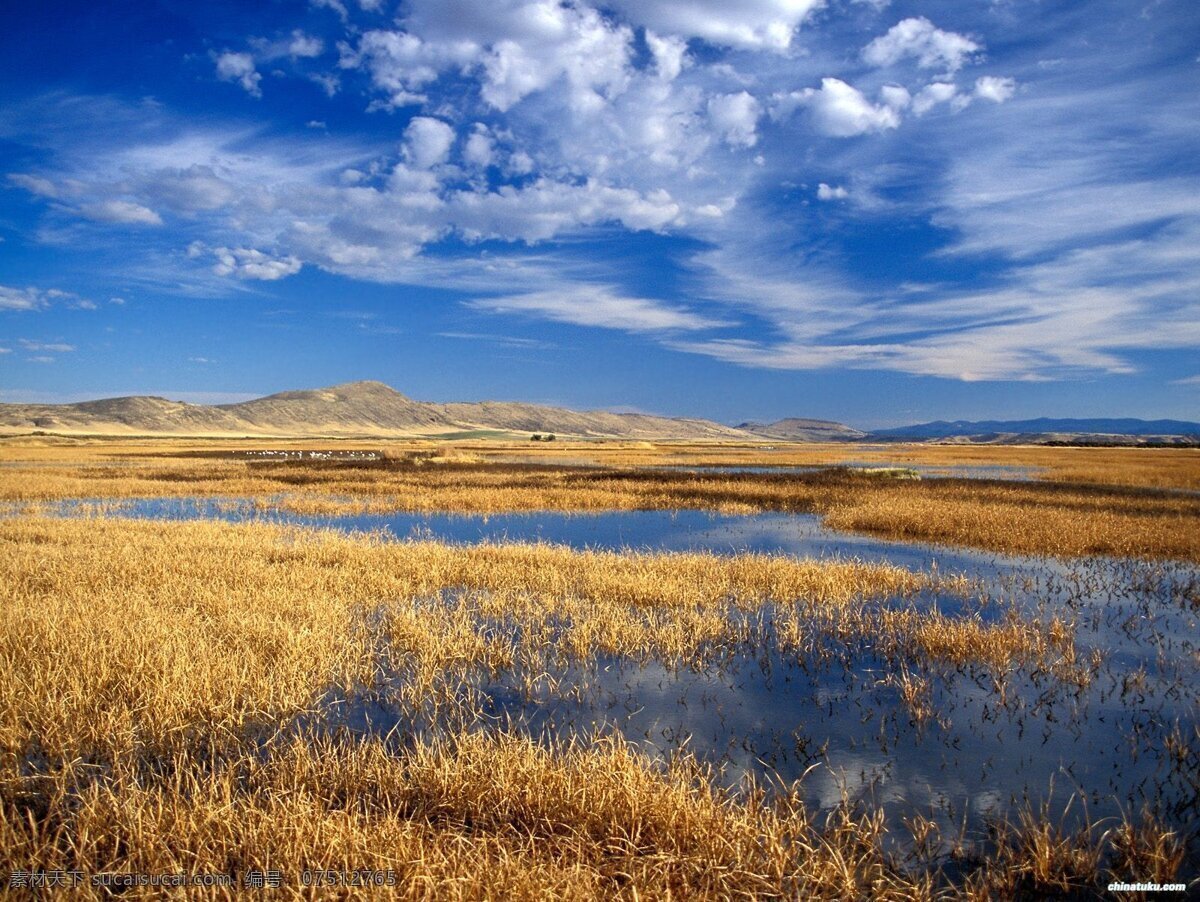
[1, 439, 1197, 898]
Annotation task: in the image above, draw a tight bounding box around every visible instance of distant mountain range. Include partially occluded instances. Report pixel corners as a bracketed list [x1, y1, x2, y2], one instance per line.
[1, 382, 1195, 443]
[872, 418, 1200, 442]
[0, 381, 752, 440]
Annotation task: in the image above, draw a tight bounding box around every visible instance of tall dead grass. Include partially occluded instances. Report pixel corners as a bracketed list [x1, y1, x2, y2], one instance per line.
[1, 730, 1186, 900]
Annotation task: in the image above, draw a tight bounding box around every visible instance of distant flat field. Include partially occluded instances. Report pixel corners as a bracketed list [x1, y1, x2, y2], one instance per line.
[2, 434, 1198, 490]
[3, 436, 1197, 561]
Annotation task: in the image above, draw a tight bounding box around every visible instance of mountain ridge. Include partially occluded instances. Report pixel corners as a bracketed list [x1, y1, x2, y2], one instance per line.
[0, 381, 756, 440]
[3, 383, 1195, 443]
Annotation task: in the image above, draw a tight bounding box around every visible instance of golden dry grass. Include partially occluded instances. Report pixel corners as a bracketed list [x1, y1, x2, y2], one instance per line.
[3, 729, 1181, 901]
[5, 514, 1066, 764]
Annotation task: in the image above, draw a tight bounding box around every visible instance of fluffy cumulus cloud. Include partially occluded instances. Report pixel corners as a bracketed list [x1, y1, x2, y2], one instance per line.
[403, 117, 456, 168]
[707, 92, 761, 148]
[862, 17, 979, 73]
[188, 243, 303, 280]
[911, 81, 959, 115]
[462, 124, 494, 167]
[287, 31, 324, 58]
[0, 285, 95, 312]
[345, 0, 636, 113]
[214, 51, 261, 96]
[973, 76, 1016, 104]
[816, 183, 848, 200]
[782, 78, 903, 137]
[604, 0, 823, 50]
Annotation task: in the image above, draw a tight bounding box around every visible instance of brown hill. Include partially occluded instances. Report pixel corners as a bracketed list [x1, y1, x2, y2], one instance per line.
[220, 381, 457, 433]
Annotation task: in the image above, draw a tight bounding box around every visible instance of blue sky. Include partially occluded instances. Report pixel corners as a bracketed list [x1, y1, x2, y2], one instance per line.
[1, 0, 1197, 428]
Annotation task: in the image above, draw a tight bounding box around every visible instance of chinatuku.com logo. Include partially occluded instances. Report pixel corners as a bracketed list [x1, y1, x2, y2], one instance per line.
[1107, 881, 1188, 893]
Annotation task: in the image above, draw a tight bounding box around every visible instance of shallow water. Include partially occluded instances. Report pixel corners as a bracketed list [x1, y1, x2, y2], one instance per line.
[57, 497, 1034, 572]
[651, 461, 1046, 482]
[52, 496, 1200, 850]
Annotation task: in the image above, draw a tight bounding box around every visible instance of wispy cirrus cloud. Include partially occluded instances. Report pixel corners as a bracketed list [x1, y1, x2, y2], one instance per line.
[470, 284, 730, 334]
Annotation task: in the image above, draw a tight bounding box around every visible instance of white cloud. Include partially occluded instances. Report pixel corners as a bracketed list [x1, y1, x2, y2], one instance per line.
[403, 117, 456, 168]
[7, 173, 60, 198]
[0, 284, 94, 312]
[645, 31, 688, 81]
[215, 51, 262, 97]
[138, 165, 236, 213]
[348, 1, 636, 114]
[343, 30, 459, 109]
[862, 17, 979, 73]
[449, 179, 684, 242]
[707, 91, 761, 148]
[475, 6, 634, 112]
[878, 84, 911, 111]
[210, 246, 303, 281]
[0, 286, 50, 311]
[973, 75, 1016, 103]
[79, 199, 164, 225]
[785, 78, 902, 136]
[911, 81, 959, 115]
[310, 0, 349, 22]
[470, 284, 726, 332]
[19, 339, 76, 353]
[310, 73, 340, 96]
[288, 31, 324, 58]
[603, 0, 823, 50]
[462, 124, 495, 167]
[817, 183, 848, 200]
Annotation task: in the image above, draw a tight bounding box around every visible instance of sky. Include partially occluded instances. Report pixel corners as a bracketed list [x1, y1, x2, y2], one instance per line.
[1, 0, 1198, 429]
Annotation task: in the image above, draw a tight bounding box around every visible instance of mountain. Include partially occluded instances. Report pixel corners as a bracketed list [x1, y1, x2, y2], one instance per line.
[0, 381, 752, 440]
[738, 418, 866, 442]
[872, 418, 1200, 443]
[220, 381, 455, 433]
